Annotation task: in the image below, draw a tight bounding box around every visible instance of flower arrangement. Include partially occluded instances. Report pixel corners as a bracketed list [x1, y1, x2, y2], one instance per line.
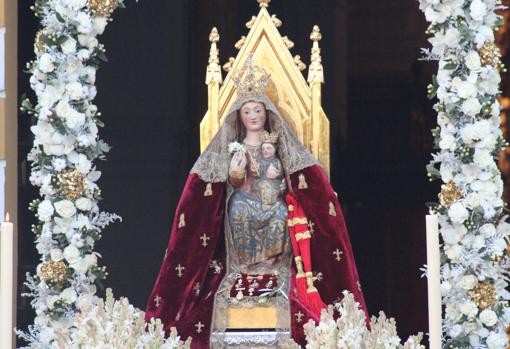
[418, 0, 510, 347]
[282, 291, 424, 349]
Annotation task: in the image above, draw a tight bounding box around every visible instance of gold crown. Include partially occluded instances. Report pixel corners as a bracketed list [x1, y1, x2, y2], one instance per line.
[260, 130, 278, 144]
[233, 53, 270, 97]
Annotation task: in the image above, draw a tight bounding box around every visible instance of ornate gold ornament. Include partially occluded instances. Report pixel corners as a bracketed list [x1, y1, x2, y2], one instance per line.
[233, 54, 270, 98]
[468, 282, 497, 310]
[57, 168, 87, 200]
[88, 0, 118, 17]
[479, 42, 502, 68]
[40, 260, 68, 284]
[298, 173, 308, 189]
[260, 130, 278, 144]
[438, 181, 463, 207]
[204, 182, 213, 196]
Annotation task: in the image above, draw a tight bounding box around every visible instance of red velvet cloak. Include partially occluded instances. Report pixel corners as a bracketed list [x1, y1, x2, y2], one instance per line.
[144, 164, 368, 348]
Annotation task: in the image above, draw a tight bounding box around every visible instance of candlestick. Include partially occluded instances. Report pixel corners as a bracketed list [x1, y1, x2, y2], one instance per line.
[426, 213, 442, 349]
[1, 212, 14, 349]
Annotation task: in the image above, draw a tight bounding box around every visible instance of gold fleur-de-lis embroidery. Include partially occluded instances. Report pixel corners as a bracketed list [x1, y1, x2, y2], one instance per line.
[333, 248, 343, 262]
[154, 295, 162, 308]
[195, 321, 205, 333]
[328, 201, 336, 216]
[200, 233, 210, 247]
[175, 264, 185, 277]
[298, 173, 308, 189]
[178, 213, 186, 228]
[295, 311, 304, 323]
[204, 183, 213, 196]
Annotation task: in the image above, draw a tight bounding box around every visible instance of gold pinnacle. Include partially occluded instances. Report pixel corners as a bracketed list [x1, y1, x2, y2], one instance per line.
[310, 25, 322, 42]
[209, 27, 219, 43]
[258, 0, 270, 8]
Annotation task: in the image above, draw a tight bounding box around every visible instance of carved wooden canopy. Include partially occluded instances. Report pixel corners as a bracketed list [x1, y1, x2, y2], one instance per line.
[201, 0, 330, 174]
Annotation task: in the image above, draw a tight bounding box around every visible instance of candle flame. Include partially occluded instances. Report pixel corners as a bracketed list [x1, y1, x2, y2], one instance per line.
[5, 212, 9, 222]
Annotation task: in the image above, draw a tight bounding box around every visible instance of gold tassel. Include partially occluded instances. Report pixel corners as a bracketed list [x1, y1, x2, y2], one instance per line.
[204, 183, 213, 196]
[178, 213, 186, 228]
[298, 173, 308, 189]
[328, 201, 336, 216]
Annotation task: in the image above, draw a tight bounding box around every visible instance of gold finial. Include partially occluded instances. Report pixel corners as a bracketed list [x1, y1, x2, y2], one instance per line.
[258, 0, 270, 8]
[206, 27, 222, 85]
[233, 53, 271, 97]
[235, 36, 246, 50]
[294, 55, 306, 71]
[308, 25, 324, 84]
[271, 14, 282, 28]
[223, 57, 235, 72]
[246, 16, 256, 29]
[282, 36, 294, 49]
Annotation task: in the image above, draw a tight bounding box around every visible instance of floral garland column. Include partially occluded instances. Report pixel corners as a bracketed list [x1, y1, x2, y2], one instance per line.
[17, 0, 122, 345]
[419, 0, 510, 348]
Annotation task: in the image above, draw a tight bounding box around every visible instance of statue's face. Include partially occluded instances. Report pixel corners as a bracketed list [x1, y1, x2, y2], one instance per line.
[239, 101, 266, 132]
[262, 143, 276, 159]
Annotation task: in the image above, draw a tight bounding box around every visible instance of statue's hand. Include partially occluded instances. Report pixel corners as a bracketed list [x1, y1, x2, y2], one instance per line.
[229, 151, 247, 173]
[266, 164, 280, 179]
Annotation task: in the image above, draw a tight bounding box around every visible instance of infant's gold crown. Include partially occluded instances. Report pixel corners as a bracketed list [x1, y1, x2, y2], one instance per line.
[260, 130, 278, 144]
[233, 53, 270, 97]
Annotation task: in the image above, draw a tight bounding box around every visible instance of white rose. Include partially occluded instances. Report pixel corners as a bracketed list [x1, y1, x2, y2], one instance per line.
[462, 98, 482, 116]
[456, 80, 478, 99]
[63, 245, 81, 264]
[481, 223, 497, 237]
[50, 248, 63, 262]
[61, 287, 77, 303]
[474, 148, 494, 167]
[472, 235, 485, 250]
[487, 331, 507, 349]
[470, 0, 487, 22]
[76, 12, 93, 34]
[75, 197, 93, 211]
[37, 200, 55, 222]
[465, 51, 482, 72]
[84, 253, 97, 267]
[39, 53, 55, 73]
[440, 162, 454, 182]
[445, 244, 462, 261]
[444, 27, 461, 47]
[93, 17, 108, 35]
[65, 109, 86, 129]
[446, 304, 463, 322]
[439, 133, 456, 151]
[480, 309, 498, 327]
[61, 37, 77, 54]
[469, 334, 480, 346]
[460, 301, 479, 318]
[54, 200, 77, 218]
[459, 275, 478, 290]
[55, 99, 72, 118]
[66, 81, 85, 100]
[449, 202, 469, 224]
[449, 324, 463, 338]
[71, 258, 88, 273]
[77, 155, 92, 174]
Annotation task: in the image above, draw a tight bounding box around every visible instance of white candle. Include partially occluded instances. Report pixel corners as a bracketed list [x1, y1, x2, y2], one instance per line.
[1, 212, 14, 349]
[426, 213, 442, 349]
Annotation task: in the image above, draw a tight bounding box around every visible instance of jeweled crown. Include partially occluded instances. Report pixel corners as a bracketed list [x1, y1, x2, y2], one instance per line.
[260, 130, 278, 144]
[233, 53, 270, 97]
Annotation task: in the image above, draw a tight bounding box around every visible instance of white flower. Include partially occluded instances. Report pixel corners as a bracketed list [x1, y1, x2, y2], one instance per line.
[39, 53, 55, 73]
[54, 200, 77, 218]
[448, 202, 469, 224]
[93, 17, 108, 35]
[439, 133, 456, 150]
[75, 197, 93, 211]
[459, 301, 479, 318]
[470, 0, 487, 22]
[449, 324, 464, 338]
[61, 37, 77, 54]
[454, 78, 478, 99]
[462, 98, 482, 116]
[50, 248, 64, 262]
[61, 287, 78, 303]
[480, 309, 498, 327]
[65, 109, 86, 129]
[76, 12, 93, 34]
[71, 258, 88, 273]
[66, 81, 85, 100]
[487, 331, 508, 349]
[465, 51, 482, 72]
[459, 275, 478, 290]
[480, 223, 497, 237]
[445, 244, 462, 261]
[52, 158, 67, 172]
[474, 148, 494, 167]
[37, 200, 55, 222]
[444, 27, 461, 47]
[63, 245, 81, 264]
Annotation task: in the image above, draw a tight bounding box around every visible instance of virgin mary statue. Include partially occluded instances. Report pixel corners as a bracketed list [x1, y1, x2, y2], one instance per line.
[144, 57, 368, 348]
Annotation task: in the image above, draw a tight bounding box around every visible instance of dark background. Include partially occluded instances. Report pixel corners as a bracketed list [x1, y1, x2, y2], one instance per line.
[17, 0, 439, 344]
